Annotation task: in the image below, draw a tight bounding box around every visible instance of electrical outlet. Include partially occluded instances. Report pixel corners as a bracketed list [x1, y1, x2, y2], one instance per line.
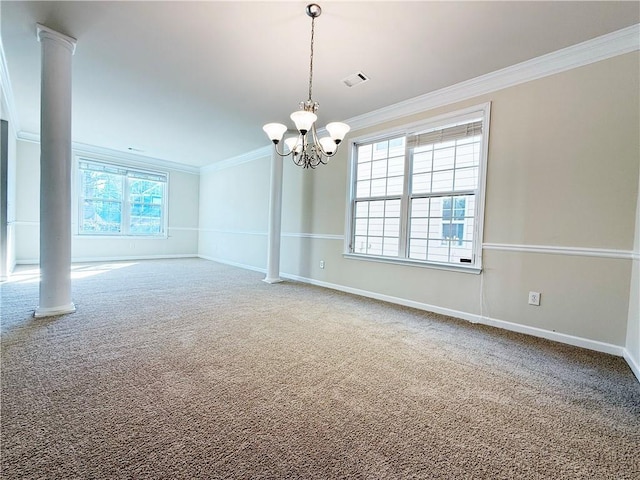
[528, 291, 541, 306]
[319, 260, 325, 269]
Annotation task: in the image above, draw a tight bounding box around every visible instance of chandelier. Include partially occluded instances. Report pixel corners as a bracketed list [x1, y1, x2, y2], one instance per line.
[263, 3, 350, 169]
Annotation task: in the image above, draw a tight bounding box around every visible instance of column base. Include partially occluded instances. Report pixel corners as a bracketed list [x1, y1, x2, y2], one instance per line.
[34, 302, 76, 318]
[262, 277, 283, 284]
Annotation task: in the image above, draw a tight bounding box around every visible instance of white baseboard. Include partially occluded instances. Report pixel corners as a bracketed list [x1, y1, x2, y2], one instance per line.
[73, 254, 198, 263]
[197, 255, 267, 275]
[622, 349, 640, 383]
[34, 302, 76, 318]
[281, 271, 480, 323]
[14, 258, 38, 265]
[279, 272, 626, 359]
[478, 315, 624, 356]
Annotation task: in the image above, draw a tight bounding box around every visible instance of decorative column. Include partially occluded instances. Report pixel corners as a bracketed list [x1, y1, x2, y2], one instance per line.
[263, 150, 284, 284]
[0, 120, 8, 282]
[35, 24, 77, 317]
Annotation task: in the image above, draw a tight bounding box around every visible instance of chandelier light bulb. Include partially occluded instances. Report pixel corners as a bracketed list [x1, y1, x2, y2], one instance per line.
[326, 122, 351, 144]
[284, 136, 301, 154]
[263, 123, 287, 144]
[319, 137, 337, 155]
[290, 110, 317, 134]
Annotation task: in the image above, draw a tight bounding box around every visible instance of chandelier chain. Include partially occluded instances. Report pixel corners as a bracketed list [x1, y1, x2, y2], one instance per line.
[308, 16, 315, 102]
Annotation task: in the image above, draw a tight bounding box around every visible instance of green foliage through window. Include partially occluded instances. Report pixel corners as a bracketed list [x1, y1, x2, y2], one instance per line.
[78, 160, 167, 236]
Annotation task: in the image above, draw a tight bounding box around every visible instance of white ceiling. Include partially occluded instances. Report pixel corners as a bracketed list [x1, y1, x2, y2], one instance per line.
[2, 1, 639, 168]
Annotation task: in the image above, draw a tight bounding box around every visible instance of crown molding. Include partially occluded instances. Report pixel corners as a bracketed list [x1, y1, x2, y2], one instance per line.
[16, 131, 200, 174]
[345, 24, 640, 132]
[200, 145, 271, 174]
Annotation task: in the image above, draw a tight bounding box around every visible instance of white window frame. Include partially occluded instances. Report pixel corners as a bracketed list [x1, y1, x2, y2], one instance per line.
[75, 157, 169, 238]
[344, 103, 491, 273]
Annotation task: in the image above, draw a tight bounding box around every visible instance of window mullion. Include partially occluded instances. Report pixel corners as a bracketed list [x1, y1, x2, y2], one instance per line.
[398, 144, 412, 259]
[162, 182, 167, 235]
[122, 175, 130, 235]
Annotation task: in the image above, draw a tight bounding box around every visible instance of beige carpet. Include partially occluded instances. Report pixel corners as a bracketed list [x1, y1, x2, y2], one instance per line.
[1, 258, 639, 479]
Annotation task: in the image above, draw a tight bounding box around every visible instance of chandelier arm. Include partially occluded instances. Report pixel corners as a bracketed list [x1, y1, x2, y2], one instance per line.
[309, 124, 339, 157]
[309, 125, 327, 159]
[310, 123, 320, 147]
[321, 149, 340, 158]
[272, 143, 293, 157]
[292, 154, 306, 167]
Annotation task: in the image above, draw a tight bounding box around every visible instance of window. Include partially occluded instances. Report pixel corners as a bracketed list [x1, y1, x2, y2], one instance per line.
[347, 105, 489, 271]
[78, 160, 167, 236]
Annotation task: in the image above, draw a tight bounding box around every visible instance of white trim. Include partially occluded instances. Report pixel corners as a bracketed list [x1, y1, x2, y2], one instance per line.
[13, 218, 639, 262]
[345, 24, 640, 132]
[197, 229, 343, 240]
[279, 272, 625, 357]
[34, 302, 76, 318]
[36, 24, 77, 54]
[13, 221, 198, 233]
[197, 254, 266, 274]
[622, 349, 640, 383]
[478, 315, 623, 357]
[17, 132, 200, 175]
[12, 220, 39, 227]
[200, 146, 271, 173]
[282, 232, 344, 241]
[73, 234, 169, 240]
[348, 103, 491, 146]
[168, 226, 199, 232]
[71, 254, 197, 262]
[282, 271, 481, 321]
[263, 276, 283, 284]
[16, 259, 39, 265]
[483, 243, 635, 260]
[343, 252, 481, 275]
[70, 137, 198, 174]
[199, 228, 267, 236]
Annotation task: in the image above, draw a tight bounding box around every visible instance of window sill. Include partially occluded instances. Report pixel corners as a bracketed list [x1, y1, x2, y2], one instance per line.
[343, 252, 482, 274]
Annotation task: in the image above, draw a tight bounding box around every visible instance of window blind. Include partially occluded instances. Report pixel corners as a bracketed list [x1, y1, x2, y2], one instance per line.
[408, 120, 482, 148]
[79, 160, 167, 183]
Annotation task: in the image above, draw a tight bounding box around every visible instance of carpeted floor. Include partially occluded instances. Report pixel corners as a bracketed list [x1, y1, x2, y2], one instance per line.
[1, 258, 639, 479]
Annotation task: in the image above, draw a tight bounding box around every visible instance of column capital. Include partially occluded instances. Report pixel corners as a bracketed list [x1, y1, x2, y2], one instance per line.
[36, 24, 77, 55]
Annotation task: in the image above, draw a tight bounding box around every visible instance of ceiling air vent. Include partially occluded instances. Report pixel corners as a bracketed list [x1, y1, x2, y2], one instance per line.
[342, 71, 369, 87]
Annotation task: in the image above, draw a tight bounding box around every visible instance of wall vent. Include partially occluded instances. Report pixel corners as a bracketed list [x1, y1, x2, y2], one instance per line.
[342, 71, 369, 87]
